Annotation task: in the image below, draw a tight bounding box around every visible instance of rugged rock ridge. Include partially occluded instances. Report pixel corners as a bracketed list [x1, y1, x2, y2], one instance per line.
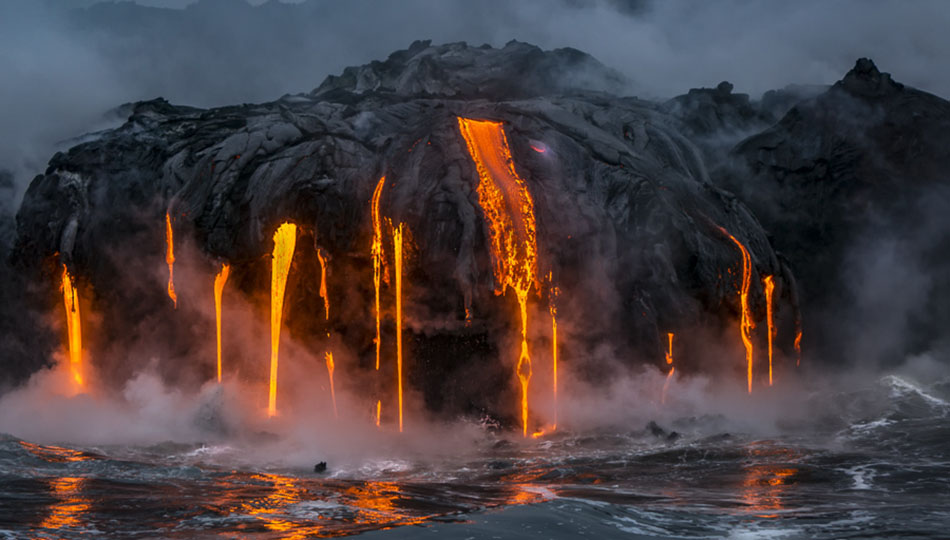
[11, 42, 801, 420]
[724, 58, 950, 365]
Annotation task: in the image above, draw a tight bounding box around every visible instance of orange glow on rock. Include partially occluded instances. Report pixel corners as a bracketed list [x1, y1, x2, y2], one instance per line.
[457, 117, 539, 437]
[214, 263, 230, 383]
[719, 226, 755, 393]
[165, 212, 177, 309]
[60, 265, 84, 388]
[763, 275, 775, 386]
[268, 223, 297, 417]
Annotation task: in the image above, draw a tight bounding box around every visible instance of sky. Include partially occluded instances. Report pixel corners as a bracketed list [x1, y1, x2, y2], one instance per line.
[2, 0, 949, 203]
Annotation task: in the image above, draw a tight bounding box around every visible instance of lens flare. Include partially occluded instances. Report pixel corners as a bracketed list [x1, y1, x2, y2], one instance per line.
[60, 265, 84, 388]
[661, 332, 675, 405]
[457, 117, 539, 437]
[165, 211, 177, 309]
[763, 275, 775, 386]
[718, 226, 755, 393]
[268, 223, 297, 417]
[394, 223, 405, 433]
[214, 263, 230, 383]
[371, 176, 386, 371]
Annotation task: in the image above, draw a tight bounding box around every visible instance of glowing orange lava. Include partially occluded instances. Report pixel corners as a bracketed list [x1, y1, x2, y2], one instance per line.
[718, 226, 755, 393]
[268, 223, 297, 417]
[394, 222, 404, 433]
[763, 275, 775, 386]
[60, 265, 83, 388]
[457, 117, 539, 437]
[794, 327, 802, 367]
[376, 400, 381, 427]
[549, 275, 559, 431]
[165, 212, 177, 308]
[214, 263, 230, 383]
[317, 248, 338, 418]
[371, 176, 386, 371]
[661, 332, 675, 405]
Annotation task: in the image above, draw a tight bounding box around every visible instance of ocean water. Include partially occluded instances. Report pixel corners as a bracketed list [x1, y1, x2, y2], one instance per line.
[1, 375, 948, 539]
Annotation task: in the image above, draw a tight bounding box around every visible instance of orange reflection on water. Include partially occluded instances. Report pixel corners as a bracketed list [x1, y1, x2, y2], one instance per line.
[19, 441, 93, 463]
[739, 444, 799, 518]
[343, 481, 428, 527]
[235, 473, 316, 539]
[38, 477, 90, 532]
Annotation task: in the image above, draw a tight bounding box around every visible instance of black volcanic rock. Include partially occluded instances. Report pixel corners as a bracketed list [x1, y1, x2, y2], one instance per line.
[10, 42, 796, 421]
[725, 58, 950, 364]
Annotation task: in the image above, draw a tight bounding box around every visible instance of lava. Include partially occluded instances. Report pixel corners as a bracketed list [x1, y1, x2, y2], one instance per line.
[763, 275, 775, 386]
[549, 275, 559, 430]
[268, 222, 297, 417]
[661, 332, 675, 405]
[375, 400, 381, 427]
[317, 248, 338, 418]
[394, 222, 405, 433]
[214, 263, 230, 383]
[371, 175, 386, 371]
[165, 211, 177, 309]
[457, 117, 539, 437]
[60, 265, 84, 388]
[794, 326, 802, 367]
[718, 226, 755, 393]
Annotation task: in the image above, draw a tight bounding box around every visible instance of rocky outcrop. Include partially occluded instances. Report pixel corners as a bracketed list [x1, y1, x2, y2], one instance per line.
[724, 58, 950, 364]
[10, 42, 798, 422]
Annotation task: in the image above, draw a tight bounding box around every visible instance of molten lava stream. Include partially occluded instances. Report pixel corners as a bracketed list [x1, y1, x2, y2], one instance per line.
[60, 265, 84, 388]
[268, 223, 297, 417]
[457, 117, 539, 437]
[317, 248, 338, 418]
[763, 275, 775, 386]
[165, 211, 177, 308]
[371, 176, 386, 371]
[794, 326, 802, 367]
[214, 263, 230, 383]
[394, 223, 405, 433]
[549, 276, 559, 431]
[718, 226, 755, 393]
[661, 333, 675, 405]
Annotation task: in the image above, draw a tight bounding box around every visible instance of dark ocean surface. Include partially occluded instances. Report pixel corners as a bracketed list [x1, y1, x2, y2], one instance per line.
[1, 374, 948, 539]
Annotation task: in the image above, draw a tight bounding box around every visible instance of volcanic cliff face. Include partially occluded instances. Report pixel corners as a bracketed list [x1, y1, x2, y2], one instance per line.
[10, 41, 799, 422]
[718, 59, 950, 366]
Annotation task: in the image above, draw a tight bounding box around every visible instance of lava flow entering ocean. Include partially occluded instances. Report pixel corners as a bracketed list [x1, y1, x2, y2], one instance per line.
[661, 333, 674, 405]
[164, 212, 177, 309]
[214, 263, 230, 383]
[457, 117, 539, 437]
[718, 226, 755, 393]
[763, 275, 775, 386]
[317, 248, 338, 418]
[60, 265, 84, 388]
[268, 223, 297, 417]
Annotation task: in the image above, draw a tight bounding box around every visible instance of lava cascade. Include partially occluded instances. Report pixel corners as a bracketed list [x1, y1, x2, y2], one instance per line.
[60, 265, 84, 388]
[661, 332, 675, 404]
[718, 226, 755, 393]
[317, 249, 338, 418]
[393, 223, 405, 433]
[457, 117, 539, 437]
[794, 327, 802, 367]
[164, 212, 177, 308]
[549, 276, 559, 430]
[214, 263, 230, 383]
[371, 176, 386, 371]
[763, 275, 775, 386]
[268, 223, 297, 417]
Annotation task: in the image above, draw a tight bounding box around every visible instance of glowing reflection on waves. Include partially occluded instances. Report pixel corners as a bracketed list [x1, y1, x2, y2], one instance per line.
[38, 477, 90, 532]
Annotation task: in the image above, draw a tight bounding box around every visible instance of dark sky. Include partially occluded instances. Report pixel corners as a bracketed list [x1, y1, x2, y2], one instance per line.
[2, 0, 949, 202]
